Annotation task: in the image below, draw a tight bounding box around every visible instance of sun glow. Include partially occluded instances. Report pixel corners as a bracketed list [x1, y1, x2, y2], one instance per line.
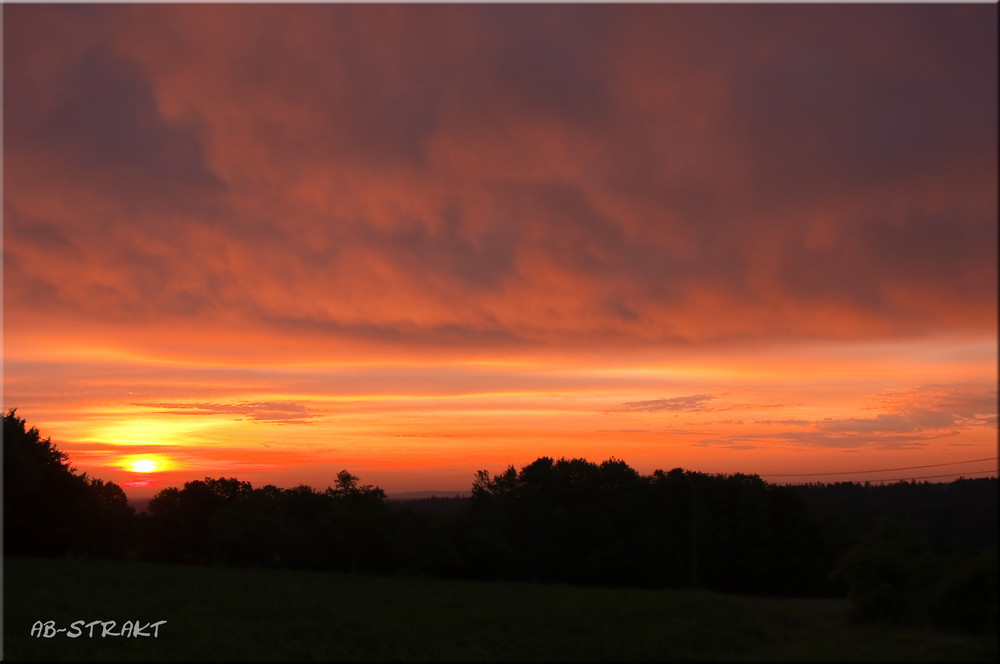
[118, 454, 174, 473]
[129, 458, 158, 473]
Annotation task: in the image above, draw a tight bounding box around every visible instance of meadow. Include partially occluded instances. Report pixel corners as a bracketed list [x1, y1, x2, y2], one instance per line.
[4, 557, 996, 661]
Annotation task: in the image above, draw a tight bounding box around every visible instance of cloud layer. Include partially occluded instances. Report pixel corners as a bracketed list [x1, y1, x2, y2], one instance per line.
[4, 4, 997, 362]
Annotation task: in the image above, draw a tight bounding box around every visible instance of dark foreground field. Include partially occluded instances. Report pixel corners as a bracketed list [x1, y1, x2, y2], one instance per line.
[4, 557, 996, 661]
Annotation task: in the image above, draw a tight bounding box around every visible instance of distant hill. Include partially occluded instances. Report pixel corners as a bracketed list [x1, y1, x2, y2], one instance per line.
[386, 490, 471, 501]
[127, 490, 471, 513]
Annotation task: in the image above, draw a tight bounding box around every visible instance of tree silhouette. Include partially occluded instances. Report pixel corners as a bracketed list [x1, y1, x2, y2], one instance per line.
[80, 477, 136, 558]
[3, 409, 135, 557]
[141, 477, 252, 563]
[467, 457, 828, 592]
[327, 469, 386, 503]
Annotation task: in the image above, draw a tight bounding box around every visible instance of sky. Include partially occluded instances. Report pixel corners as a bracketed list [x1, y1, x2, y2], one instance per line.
[3, 2, 997, 499]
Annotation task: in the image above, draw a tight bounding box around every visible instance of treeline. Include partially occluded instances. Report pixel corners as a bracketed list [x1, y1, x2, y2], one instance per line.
[140, 473, 394, 573]
[464, 460, 827, 596]
[4, 410, 996, 632]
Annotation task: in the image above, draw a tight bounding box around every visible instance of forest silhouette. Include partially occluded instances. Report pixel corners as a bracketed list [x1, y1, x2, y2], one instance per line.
[4, 409, 996, 632]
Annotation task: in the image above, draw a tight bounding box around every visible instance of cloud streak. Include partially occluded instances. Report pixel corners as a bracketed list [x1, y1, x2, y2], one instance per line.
[701, 384, 997, 450]
[605, 394, 719, 414]
[138, 401, 313, 423]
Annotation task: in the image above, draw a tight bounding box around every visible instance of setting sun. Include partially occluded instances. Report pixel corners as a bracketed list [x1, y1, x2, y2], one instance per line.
[129, 458, 158, 473]
[119, 455, 173, 474]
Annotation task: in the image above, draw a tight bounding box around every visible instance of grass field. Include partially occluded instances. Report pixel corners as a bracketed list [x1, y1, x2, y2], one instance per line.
[3, 557, 996, 661]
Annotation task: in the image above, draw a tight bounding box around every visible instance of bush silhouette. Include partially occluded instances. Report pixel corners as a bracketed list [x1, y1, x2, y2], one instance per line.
[831, 516, 935, 625]
[927, 549, 998, 632]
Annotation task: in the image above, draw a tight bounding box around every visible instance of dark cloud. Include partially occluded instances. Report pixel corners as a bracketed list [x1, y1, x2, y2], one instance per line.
[698, 442, 758, 451]
[473, 5, 615, 125]
[726, 5, 997, 202]
[4, 214, 79, 259]
[700, 430, 958, 451]
[607, 394, 718, 414]
[817, 411, 956, 435]
[706, 384, 997, 449]
[6, 45, 226, 218]
[375, 201, 519, 292]
[756, 419, 812, 427]
[774, 208, 998, 328]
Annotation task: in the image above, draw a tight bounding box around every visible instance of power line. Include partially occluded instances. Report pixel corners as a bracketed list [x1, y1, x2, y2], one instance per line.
[761, 456, 998, 478]
[783, 468, 998, 485]
[873, 469, 998, 482]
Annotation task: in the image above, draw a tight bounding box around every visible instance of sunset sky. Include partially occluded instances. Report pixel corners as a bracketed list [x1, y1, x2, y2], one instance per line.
[3, 3, 997, 499]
